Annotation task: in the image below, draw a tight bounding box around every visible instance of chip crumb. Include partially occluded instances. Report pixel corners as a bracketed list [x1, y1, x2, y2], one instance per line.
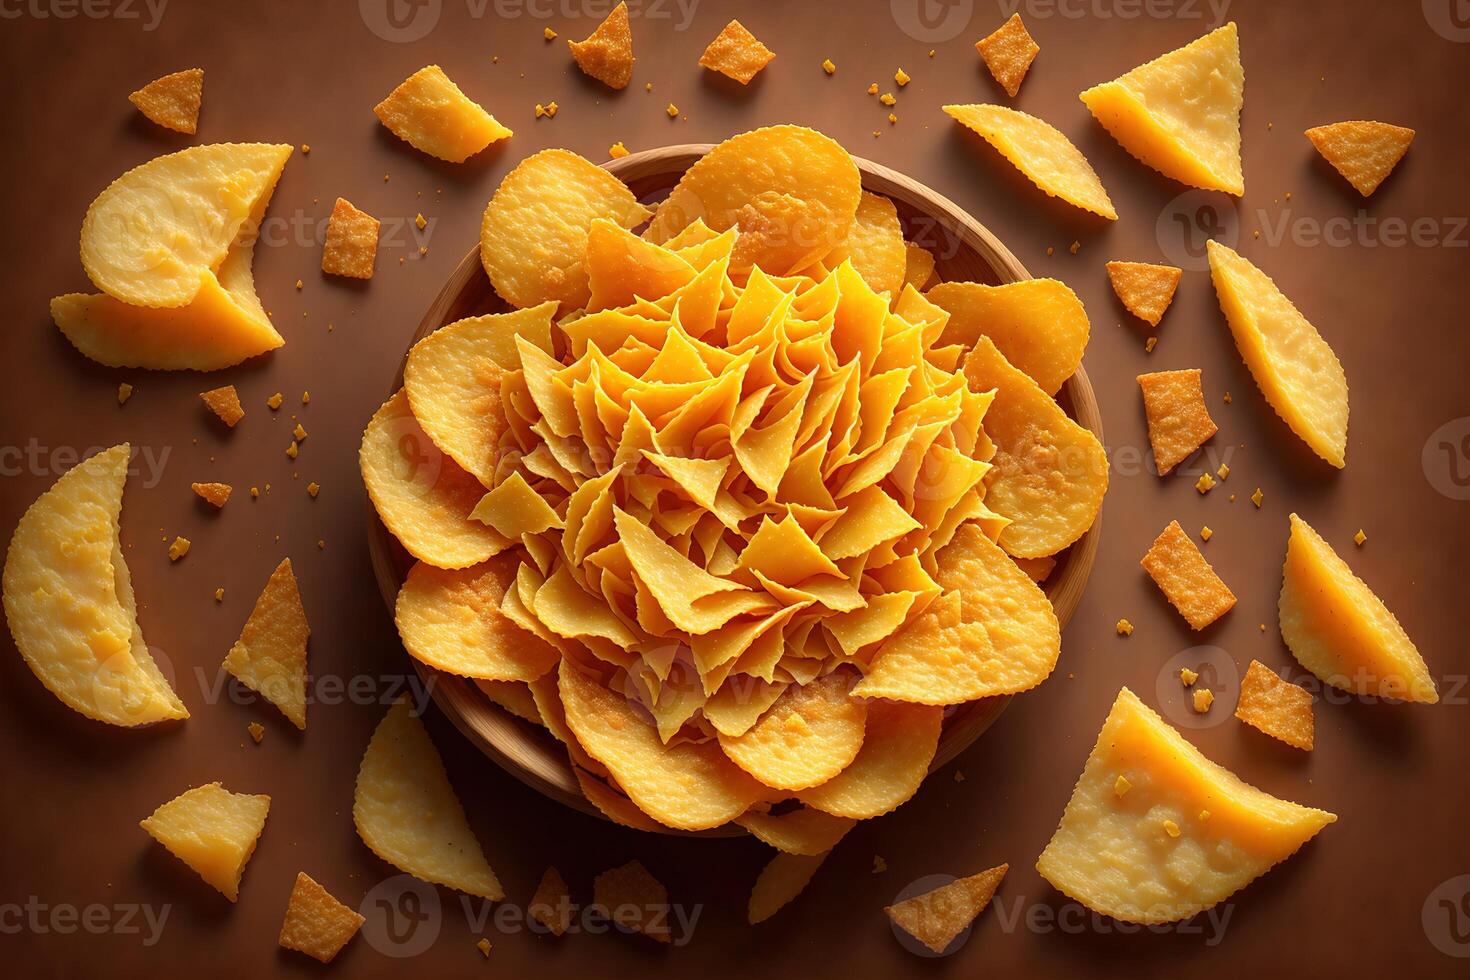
[879, 92, 896, 106]
[953, 770, 965, 782]
[666, 103, 678, 118]
[1113, 775, 1131, 797]
[867, 82, 878, 95]
[822, 58, 836, 75]
[1200, 526, 1212, 541]
[248, 721, 264, 743]
[168, 536, 191, 561]
[192, 482, 232, 508]
[544, 26, 556, 39]
[116, 382, 134, 405]
[477, 938, 492, 957]
[294, 278, 303, 290]
[249, 486, 260, 499]
[1144, 336, 1158, 353]
[895, 68, 910, 86]
[645, 81, 652, 91]
[1199, 809, 1211, 821]
[1069, 240, 1080, 254]
[301, 143, 310, 153]
[929, 49, 936, 57]
[545, 101, 558, 118]
[1162, 818, 1182, 838]
[888, 113, 898, 125]
[201, 385, 245, 426]
[534, 103, 545, 118]
[322, 198, 381, 279]
[872, 855, 887, 874]
[1195, 473, 1216, 494]
[415, 213, 427, 230]
[1259, 623, 1267, 632]
[1192, 688, 1215, 713]
[1354, 529, 1366, 546]
[307, 482, 320, 498]
[287, 441, 299, 460]
[267, 392, 283, 410]
[1251, 487, 1264, 508]
[301, 391, 310, 405]
[609, 141, 629, 158]
[1216, 463, 1230, 480]
[316, 539, 326, 550]
[1115, 618, 1134, 637]
[1180, 667, 1199, 686]
[293, 423, 308, 441]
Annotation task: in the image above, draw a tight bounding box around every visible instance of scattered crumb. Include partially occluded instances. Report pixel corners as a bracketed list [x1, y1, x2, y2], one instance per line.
[415, 213, 427, 230]
[1223, 391, 1232, 404]
[1259, 623, 1267, 632]
[1045, 246, 1054, 256]
[822, 58, 836, 75]
[1192, 688, 1215, 713]
[1180, 667, 1199, 686]
[267, 392, 283, 410]
[644, 81, 652, 92]
[307, 482, 320, 498]
[1354, 529, 1366, 546]
[249, 486, 260, 499]
[928, 49, 935, 57]
[1251, 487, 1264, 508]
[609, 141, 629, 158]
[248, 722, 264, 743]
[1069, 240, 1080, 254]
[895, 68, 910, 86]
[1113, 775, 1131, 797]
[301, 144, 310, 154]
[867, 82, 878, 95]
[117, 383, 134, 405]
[545, 101, 558, 118]
[879, 92, 896, 106]
[168, 536, 191, 562]
[301, 391, 310, 405]
[1195, 473, 1216, 494]
[1144, 336, 1158, 353]
[1162, 819, 1181, 838]
[953, 770, 965, 782]
[317, 539, 326, 550]
[293, 423, 307, 441]
[543, 27, 556, 39]
[665, 103, 678, 118]
[477, 938, 492, 957]
[1216, 463, 1230, 480]
[215, 588, 225, 602]
[286, 441, 299, 460]
[872, 855, 887, 874]
[1115, 618, 1134, 637]
[887, 113, 898, 125]
[1200, 526, 1213, 541]
[294, 279, 303, 290]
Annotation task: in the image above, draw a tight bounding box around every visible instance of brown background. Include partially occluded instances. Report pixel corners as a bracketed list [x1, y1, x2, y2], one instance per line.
[2, 0, 1468, 976]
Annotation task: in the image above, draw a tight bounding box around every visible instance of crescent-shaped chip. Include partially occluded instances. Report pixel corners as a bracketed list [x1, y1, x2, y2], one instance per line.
[748, 851, 828, 924]
[735, 805, 856, 855]
[927, 279, 1090, 397]
[799, 699, 943, 818]
[719, 670, 867, 790]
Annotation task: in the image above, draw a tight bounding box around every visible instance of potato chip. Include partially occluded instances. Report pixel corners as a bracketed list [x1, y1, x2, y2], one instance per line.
[192, 481, 231, 508]
[200, 385, 244, 426]
[647, 125, 861, 275]
[699, 19, 776, 85]
[1207, 241, 1348, 468]
[374, 65, 512, 163]
[902, 242, 938, 292]
[81, 143, 293, 308]
[222, 558, 310, 729]
[1106, 261, 1181, 327]
[593, 860, 669, 943]
[928, 279, 1089, 396]
[1014, 556, 1054, 583]
[573, 767, 662, 830]
[361, 389, 509, 570]
[976, 13, 1039, 97]
[1279, 513, 1436, 703]
[585, 219, 696, 311]
[568, 2, 634, 90]
[799, 700, 942, 818]
[529, 866, 572, 936]
[885, 864, 1007, 954]
[475, 678, 542, 723]
[1234, 660, 1314, 750]
[140, 782, 270, 901]
[129, 68, 203, 134]
[720, 670, 867, 790]
[1137, 369, 1217, 475]
[278, 872, 364, 963]
[943, 105, 1117, 220]
[736, 805, 856, 855]
[321, 197, 380, 280]
[961, 337, 1107, 558]
[749, 852, 827, 924]
[353, 699, 504, 899]
[1305, 121, 1413, 197]
[824, 192, 906, 297]
[1141, 520, 1235, 630]
[396, 557, 559, 681]
[1037, 688, 1336, 923]
[2, 445, 189, 726]
[1080, 23, 1244, 195]
[481, 149, 650, 310]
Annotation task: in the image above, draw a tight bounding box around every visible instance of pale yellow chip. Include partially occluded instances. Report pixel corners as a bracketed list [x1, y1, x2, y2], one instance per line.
[944, 105, 1117, 220]
[699, 19, 776, 85]
[735, 805, 856, 855]
[395, 556, 560, 682]
[1036, 688, 1336, 923]
[1234, 660, 1314, 750]
[749, 851, 827, 924]
[568, 2, 634, 90]
[200, 385, 245, 426]
[1207, 241, 1348, 468]
[81, 143, 293, 308]
[573, 767, 661, 831]
[480, 149, 650, 310]
[475, 678, 542, 724]
[962, 337, 1107, 558]
[529, 866, 572, 936]
[129, 68, 203, 134]
[594, 860, 669, 942]
[976, 14, 1038, 97]
[1106, 261, 1182, 327]
[322, 198, 380, 280]
[719, 670, 867, 790]
[1137, 369, 1217, 475]
[647, 125, 862, 275]
[222, 558, 310, 730]
[1080, 23, 1244, 195]
[824, 192, 906, 297]
[353, 699, 504, 899]
[1306, 121, 1413, 197]
[902, 242, 938, 291]
[1279, 513, 1436, 703]
[374, 65, 512, 163]
[1141, 520, 1235, 630]
[140, 782, 269, 901]
[2, 445, 189, 726]
[799, 699, 942, 818]
[928, 279, 1090, 396]
[360, 389, 509, 570]
[278, 872, 364, 964]
[885, 864, 1007, 954]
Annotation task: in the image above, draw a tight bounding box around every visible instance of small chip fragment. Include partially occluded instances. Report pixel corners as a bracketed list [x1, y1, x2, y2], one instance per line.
[222, 558, 310, 730]
[1141, 520, 1236, 630]
[1114, 775, 1131, 797]
[873, 856, 888, 873]
[139, 782, 270, 901]
[1107, 261, 1183, 326]
[666, 102, 679, 118]
[895, 68, 910, 86]
[594, 860, 670, 943]
[822, 58, 836, 75]
[168, 536, 191, 561]
[1116, 619, 1134, 636]
[116, 382, 134, 405]
[1353, 528, 1366, 546]
[129, 68, 204, 134]
[1217, 463, 1230, 480]
[544, 27, 556, 40]
[248, 721, 264, 742]
[1235, 659, 1314, 750]
[529, 867, 571, 936]
[885, 865, 1008, 955]
[1305, 121, 1414, 197]
[286, 441, 299, 460]
[867, 82, 879, 95]
[1138, 369, 1218, 475]
[323, 198, 381, 280]
[1200, 526, 1213, 541]
[1196, 473, 1216, 494]
[267, 392, 283, 410]
[1192, 688, 1214, 713]
[699, 20, 776, 84]
[749, 852, 827, 924]
[609, 141, 629, 158]
[477, 938, 492, 957]
[976, 13, 1039, 97]
[1144, 336, 1158, 353]
[1180, 667, 1198, 686]
[278, 872, 365, 963]
[1251, 487, 1264, 507]
[201, 385, 244, 426]
[307, 482, 320, 498]
[215, 588, 226, 602]
[374, 65, 512, 162]
[293, 423, 307, 442]
[568, 2, 634, 90]
[879, 92, 896, 106]
[192, 482, 232, 508]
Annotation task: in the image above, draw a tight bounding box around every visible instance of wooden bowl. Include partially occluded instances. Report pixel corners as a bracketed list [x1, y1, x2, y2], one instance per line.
[367, 144, 1104, 834]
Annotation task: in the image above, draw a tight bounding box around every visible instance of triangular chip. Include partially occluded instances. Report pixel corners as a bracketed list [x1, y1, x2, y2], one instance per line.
[140, 782, 270, 901]
[568, 2, 634, 90]
[1106, 260, 1182, 327]
[928, 278, 1090, 396]
[200, 385, 245, 426]
[322, 198, 380, 280]
[354, 699, 503, 898]
[885, 865, 1007, 954]
[1234, 659, 1314, 750]
[374, 64, 511, 163]
[529, 867, 572, 936]
[1141, 520, 1235, 630]
[749, 852, 827, 924]
[1079, 22, 1244, 195]
[799, 700, 942, 818]
[129, 68, 203, 134]
[699, 19, 775, 85]
[222, 558, 310, 729]
[976, 14, 1038, 97]
[1137, 368, 1217, 475]
[593, 861, 669, 942]
[1305, 121, 1413, 197]
[902, 242, 938, 291]
[1036, 688, 1335, 923]
[278, 872, 365, 963]
[735, 806, 856, 856]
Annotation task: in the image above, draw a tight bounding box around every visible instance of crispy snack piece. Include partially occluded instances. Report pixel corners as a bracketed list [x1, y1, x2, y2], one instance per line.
[1137, 369, 1217, 475]
[222, 558, 310, 729]
[824, 192, 906, 297]
[322, 198, 381, 280]
[944, 104, 1117, 220]
[902, 242, 938, 291]
[353, 699, 504, 899]
[3, 445, 189, 726]
[200, 385, 245, 426]
[1106, 261, 1182, 327]
[699, 19, 776, 84]
[749, 852, 827, 924]
[129, 68, 203, 134]
[528, 866, 572, 936]
[1305, 121, 1414, 197]
[593, 861, 670, 942]
[278, 872, 365, 963]
[192, 481, 232, 508]
[140, 782, 270, 901]
[735, 805, 856, 855]
[720, 670, 868, 791]
[885, 865, 1008, 954]
[1207, 241, 1348, 468]
[1080, 23, 1244, 195]
[799, 700, 942, 818]
[1235, 660, 1314, 750]
[1279, 513, 1436, 703]
[475, 679, 542, 724]
[976, 14, 1039, 97]
[1037, 688, 1335, 923]
[374, 65, 512, 163]
[1014, 556, 1055, 583]
[569, 2, 634, 89]
[1140, 520, 1235, 630]
[928, 279, 1090, 396]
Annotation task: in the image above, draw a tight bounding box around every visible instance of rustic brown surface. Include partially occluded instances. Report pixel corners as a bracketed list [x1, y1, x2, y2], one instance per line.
[1, 2, 1467, 976]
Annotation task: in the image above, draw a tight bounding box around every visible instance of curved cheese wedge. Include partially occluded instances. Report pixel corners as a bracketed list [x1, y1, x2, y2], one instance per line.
[1080, 23, 1244, 195]
[1037, 687, 1335, 923]
[2, 445, 189, 726]
[1279, 514, 1437, 703]
[1207, 241, 1348, 467]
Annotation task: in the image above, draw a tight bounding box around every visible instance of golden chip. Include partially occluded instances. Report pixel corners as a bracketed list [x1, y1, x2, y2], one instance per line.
[1235, 660, 1314, 750]
[735, 805, 856, 855]
[192, 481, 232, 508]
[529, 866, 572, 936]
[799, 700, 942, 818]
[475, 679, 542, 724]
[944, 104, 1117, 219]
[200, 385, 245, 426]
[749, 852, 827, 924]
[140, 782, 270, 901]
[322, 198, 380, 280]
[699, 19, 776, 85]
[278, 872, 364, 964]
[1305, 121, 1414, 197]
[593, 860, 669, 943]
[719, 670, 867, 791]
[1014, 556, 1055, 583]
[573, 767, 661, 831]
[885, 864, 1008, 954]
[221, 558, 309, 729]
[976, 14, 1039, 97]
[824, 191, 906, 297]
[1106, 260, 1182, 327]
[374, 65, 512, 163]
[129, 68, 203, 134]
[568, 2, 634, 90]
[928, 278, 1090, 396]
[1137, 368, 1217, 475]
[902, 242, 938, 291]
[1140, 520, 1236, 630]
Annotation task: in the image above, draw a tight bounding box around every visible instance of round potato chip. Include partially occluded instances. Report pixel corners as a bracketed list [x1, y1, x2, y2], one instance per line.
[928, 279, 1090, 397]
[646, 125, 862, 275]
[395, 557, 560, 682]
[735, 805, 856, 855]
[799, 699, 942, 818]
[824, 191, 906, 297]
[361, 389, 509, 570]
[480, 149, 650, 311]
[719, 670, 868, 791]
[849, 592, 1000, 705]
[573, 767, 664, 832]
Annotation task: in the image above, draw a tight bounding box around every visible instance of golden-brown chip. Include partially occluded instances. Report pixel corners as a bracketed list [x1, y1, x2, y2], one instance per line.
[885, 864, 1008, 954]
[129, 68, 203, 134]
[1305, 121, 1413, 197]
[529, 866, 572, 936]
[573, 767, 662, 830]
[736, 805, 856, 855]
[1137, 369, 1217, 475]
[799, 700, 942, 818]
[1107, 261, 1182, 327]
[824, 192, 906, 297]
[928, 279, 1090, 396]
[976, 14, 1039, 97]
[1014, 556, 1055, 583]
[1235, 660, 1314, 750]
[568, 2, 634, 90]
[374, 65, 512, 163]
[749, 852, 827, 924]
[322, 198, 380, 280]
[475, 679, 542, 724]
[222, 558, 310, 729]
[1141, 520, 1236, 630]
[902, 242, 938, 291]
[192, 481, 231, 508]
[140, 782, 270, 901]
[699, 19, 776, 85]
[719, 670, 867, 791]
[200, 385, 244, 426]
[593, 860, 669, 942]
[278, 872, 364, 964]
